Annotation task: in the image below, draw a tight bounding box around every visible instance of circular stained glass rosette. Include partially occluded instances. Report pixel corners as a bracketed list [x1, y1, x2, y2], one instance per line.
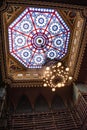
[15, 35, 26, 47]
[36, 15, 47, 27]
[34, 54, 45, 65]
[8, 7, 70, 68]
[53, 37, 64, 48]
[21, 49, 31, 59]
[49, 23, 60, 34]
[20, 20, 33, 33]
[47, 49, 57, 59]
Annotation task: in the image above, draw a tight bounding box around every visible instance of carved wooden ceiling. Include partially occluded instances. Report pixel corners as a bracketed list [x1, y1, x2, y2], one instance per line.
[0, 0, 87, 88]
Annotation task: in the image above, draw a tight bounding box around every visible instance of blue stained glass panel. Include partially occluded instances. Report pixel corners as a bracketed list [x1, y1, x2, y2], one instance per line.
[8, 7, 70, 68]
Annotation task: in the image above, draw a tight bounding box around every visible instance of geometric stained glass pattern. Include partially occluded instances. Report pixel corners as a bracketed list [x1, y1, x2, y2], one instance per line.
[8, 7, 70, 68]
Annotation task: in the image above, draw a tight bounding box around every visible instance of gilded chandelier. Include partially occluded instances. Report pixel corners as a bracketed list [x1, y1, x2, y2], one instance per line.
[43, 62, 72, 91]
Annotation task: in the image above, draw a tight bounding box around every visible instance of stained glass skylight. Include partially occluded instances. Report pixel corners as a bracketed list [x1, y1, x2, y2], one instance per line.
[8, 7, 70, 68]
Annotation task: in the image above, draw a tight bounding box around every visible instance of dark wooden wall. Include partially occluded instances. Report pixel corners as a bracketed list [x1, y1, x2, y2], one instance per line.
[7, 86, 73, 110]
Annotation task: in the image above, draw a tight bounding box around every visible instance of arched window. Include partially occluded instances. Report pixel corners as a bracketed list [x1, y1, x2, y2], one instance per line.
[35, 95, 49, 112]
[51, 95, 65, 110]
[16, 95, 32, 113]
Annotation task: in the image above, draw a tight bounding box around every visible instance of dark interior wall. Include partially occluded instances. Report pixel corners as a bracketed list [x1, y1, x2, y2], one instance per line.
[77, 43, 87, 84]
[0, 1, 3, 8]
[1, 0, 87, 7]
[7, 86, 73, 110]
[34, 0, 87, 6]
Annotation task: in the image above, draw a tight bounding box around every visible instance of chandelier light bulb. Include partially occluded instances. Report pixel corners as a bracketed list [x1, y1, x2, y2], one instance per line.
[46, 67, 50, 71]
[51, 75, 55, 79]
[52, 88, 56, 92]
[65, 67, 69, 71]
[57, 83, 62, 87]
[50, 71, 52, 74]
[52, 65, 56, 68]
[62, 83, 65, 87]
[43, 79, 46, 82]
[47, 74, 50, 77]
[53, 70, 56, 72]
[57, 62, 62, 67]
[69, 76, 72, 80]
[43, 83, 47, 87]
[61, 66, 64, 69]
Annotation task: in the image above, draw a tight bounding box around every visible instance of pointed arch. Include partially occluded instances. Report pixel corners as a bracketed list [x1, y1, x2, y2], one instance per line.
[51, 94, 65, 110]
[8, 100, 14, 113]
[35, 94, 49, 112]
[16, 95, 32, 113]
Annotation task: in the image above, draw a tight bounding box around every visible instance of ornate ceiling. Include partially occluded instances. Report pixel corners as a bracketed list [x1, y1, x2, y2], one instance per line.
[8, 7, 70, 68]
[0, 0, 87, 88]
